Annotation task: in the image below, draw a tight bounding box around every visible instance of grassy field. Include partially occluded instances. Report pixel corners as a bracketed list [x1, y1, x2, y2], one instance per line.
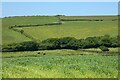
[2, 16, 118, 78]
[2, 50, 118, 78]
[21, 20, 118, 41]
[2, 16, 118, 44]
[2, 16, 58, 44]
[60, 16, 118, 21]
[84, 48, 119, 52]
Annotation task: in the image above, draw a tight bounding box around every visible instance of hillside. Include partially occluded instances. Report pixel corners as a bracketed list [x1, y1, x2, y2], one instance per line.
[2, 15, 118, 45]
[2, 16, 59, 44]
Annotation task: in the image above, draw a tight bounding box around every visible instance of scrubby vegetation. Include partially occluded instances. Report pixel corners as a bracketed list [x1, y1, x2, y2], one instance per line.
[2, 35, 118, 52]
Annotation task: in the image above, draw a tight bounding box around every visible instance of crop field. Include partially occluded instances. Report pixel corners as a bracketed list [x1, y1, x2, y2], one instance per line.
[2, 50, 118, 78]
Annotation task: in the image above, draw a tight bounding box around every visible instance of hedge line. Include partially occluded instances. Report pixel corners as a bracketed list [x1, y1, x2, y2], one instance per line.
[60, 19, 103, 21]
[9, 22, 62, 29]
[2, 35, 118, 52]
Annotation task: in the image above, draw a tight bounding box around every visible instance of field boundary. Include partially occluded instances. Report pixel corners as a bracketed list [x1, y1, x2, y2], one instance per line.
[78, 49, 119, 55]
[8, 22, 62, 41]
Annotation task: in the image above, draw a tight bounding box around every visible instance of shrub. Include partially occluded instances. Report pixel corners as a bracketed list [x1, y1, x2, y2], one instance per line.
[16, 41, 38, 51]
[58, 37, 79, 50]
[2, 41, 38, 51]
[99, 46, 109, 51]
[39, 38, 60, 50]
[99, 35, 112, 47]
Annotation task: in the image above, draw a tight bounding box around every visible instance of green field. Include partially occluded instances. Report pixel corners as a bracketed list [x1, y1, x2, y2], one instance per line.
[2, 16, 118, 78]
[21, 21, 118, 41]
[2, 16, 58, 44]
[2, 16, 118, 44]
[2, 50, 118, 78]
[60, 16, 118, 21]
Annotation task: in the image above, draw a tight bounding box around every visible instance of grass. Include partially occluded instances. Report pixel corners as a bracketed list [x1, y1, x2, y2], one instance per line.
[2, 51, 118, 78]
[83, 47, 118, 52]
[2, 16, 118, 44]
[21, 21, 118, 41]
[2, 16, 118, 78]
[2, 49, 98, 58]
[2, 16, 58, 44]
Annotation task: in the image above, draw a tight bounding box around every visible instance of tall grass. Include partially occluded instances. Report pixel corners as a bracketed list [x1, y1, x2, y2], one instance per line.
[2, 52, 118, 78]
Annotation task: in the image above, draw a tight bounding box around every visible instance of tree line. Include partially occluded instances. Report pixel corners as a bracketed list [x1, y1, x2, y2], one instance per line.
[2, 35, 119, 52]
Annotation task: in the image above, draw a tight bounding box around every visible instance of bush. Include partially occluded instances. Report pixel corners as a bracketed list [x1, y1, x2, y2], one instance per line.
[16, 41, 38, 51]
[99, 46, 109, 51]
[39, 38, 60, 50]
[39, 37, 80, 50]
[58, 37, 79, 50]
[2, 35, 118, 51]
[2, 41, 38, 51]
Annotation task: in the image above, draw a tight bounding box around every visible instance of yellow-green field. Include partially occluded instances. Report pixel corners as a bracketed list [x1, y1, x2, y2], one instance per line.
[2, 16, 119, 78]
[2, 16, 58, 44]
[2, 16, 118, 44]
[2, 50, 118, 78]
[21, 21, 118, 41]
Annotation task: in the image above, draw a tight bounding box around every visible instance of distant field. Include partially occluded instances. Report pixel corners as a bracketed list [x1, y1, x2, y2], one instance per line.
[21, 21, 118, 41]
[2, 51, 118, 78]
[60, 16, 118, 21]
[2, 16, 118, 44]
[2, 16, 58, 44]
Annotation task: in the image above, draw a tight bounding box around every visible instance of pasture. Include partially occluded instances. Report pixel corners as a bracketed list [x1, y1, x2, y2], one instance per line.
[21, 21, 118, 41]
[2, 16, 58, 44]
[2, 16, 118, 44]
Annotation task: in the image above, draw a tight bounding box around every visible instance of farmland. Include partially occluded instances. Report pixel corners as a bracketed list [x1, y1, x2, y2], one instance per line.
[2, 16, 118, 44]
[2, 16, 58, 44]
[21, 20, 118, 41]
[2, 50, 118, 78]
[2, 15, 119, 78]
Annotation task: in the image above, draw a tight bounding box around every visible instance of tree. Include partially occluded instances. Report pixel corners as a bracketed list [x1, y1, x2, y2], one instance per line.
[100, 35, 112, 47]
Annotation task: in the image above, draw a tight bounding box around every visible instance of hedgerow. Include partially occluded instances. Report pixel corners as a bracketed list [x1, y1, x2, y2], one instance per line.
[2, 35, 118, 52]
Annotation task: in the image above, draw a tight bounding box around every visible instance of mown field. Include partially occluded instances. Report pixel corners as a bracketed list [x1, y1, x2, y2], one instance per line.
[2, 50, 118, 78]
[21, 21, 118, 41]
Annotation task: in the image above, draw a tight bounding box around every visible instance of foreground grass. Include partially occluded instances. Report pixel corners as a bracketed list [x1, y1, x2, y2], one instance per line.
[2, 50, 118, 78]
